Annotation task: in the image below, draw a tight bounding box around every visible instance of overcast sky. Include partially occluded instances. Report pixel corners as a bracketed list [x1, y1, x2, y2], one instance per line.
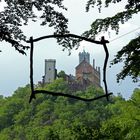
[0, 0, 140, 98]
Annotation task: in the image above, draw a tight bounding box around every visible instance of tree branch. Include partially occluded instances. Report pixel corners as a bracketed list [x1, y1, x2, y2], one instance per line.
[26, 33, 109, 45]
[101, 36, 109, 101]
[34, 90, 113, 102]
[29, 37, 36, 103]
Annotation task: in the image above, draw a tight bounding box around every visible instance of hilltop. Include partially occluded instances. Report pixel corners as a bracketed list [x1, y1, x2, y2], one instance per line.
[0, 78, 140, 140]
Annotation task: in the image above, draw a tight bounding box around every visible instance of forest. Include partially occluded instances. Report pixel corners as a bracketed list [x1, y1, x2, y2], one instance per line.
[0, 78, 140, 140]
[0, 0, 140, 139]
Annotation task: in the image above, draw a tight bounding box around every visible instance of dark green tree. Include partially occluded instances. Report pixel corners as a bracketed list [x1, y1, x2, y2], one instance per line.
[57, 70, 66, 79]
[111, 35, 140, 82]
[1, 81, 140, 139]
[0, 0, 68, 54]
[1, 0, 139, 82]
[100, 88, 140, 139]
[84, 0, 140, 82]
[85, 0, 140, 36]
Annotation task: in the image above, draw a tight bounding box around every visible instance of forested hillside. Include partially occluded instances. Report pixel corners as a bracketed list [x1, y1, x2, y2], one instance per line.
[0, 78, 140, 140]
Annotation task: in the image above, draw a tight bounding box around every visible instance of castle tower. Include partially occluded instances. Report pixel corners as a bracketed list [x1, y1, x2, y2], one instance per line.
[76, 51, 101, 87]
[79, 50, 90, 64]
[44, 59, 56, 83]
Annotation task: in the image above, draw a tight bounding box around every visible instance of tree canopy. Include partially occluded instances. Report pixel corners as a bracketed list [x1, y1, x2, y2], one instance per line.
[111, 35, 140, 82]
[85, 0, 140, 37]
[0, 0, 140, 82]
[0, 79, 140, 139]
[0, 0, 68, 54]
[84, 0, 140, 82]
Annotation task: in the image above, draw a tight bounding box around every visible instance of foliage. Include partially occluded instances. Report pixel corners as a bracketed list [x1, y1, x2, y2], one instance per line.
[42, 78, 69, 93]
[100, 88, 140, 139]
[84, 0, 140, 82]
[1, 0, 139, 82]
[111, 35, 140, 82]
[57, 70, 66, 79]
[0, 0, 68, 54]
[85, 0, 140, 37]
[0, 79, 140, 139]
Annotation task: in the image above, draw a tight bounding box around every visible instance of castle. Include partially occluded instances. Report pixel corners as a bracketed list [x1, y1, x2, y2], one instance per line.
[42, 50, 101, 90]
[76, 50, 100, 87]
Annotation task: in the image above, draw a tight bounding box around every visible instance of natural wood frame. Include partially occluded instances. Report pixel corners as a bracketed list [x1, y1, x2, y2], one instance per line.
[27, 34, 112, 103]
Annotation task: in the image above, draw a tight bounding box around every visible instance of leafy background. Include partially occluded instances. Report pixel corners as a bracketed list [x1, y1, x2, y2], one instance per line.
[0, 79, 140, 139]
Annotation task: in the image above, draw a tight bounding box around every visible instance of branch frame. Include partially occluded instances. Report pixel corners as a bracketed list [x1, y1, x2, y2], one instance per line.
[27, 34, 112, 103]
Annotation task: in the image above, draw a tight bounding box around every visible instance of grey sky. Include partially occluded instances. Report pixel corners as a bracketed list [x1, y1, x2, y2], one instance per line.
[0, 0, 139, 98]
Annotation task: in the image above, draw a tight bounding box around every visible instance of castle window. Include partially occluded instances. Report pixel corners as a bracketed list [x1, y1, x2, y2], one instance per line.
[49, 68, 51, 70]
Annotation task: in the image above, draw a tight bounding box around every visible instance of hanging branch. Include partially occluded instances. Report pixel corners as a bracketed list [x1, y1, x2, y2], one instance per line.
[27, 34, 112, 103]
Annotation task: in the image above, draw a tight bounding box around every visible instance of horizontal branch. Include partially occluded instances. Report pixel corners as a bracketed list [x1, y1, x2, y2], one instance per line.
[34, 90, 113, 102]
[26, 33, 109, 45]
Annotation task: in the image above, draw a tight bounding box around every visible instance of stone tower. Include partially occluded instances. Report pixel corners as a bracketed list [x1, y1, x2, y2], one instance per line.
[79, 50, 90, 64]
[44, 59, 56, 83]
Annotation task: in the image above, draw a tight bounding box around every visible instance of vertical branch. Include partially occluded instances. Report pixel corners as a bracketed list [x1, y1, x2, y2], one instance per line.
[29, 37, 36, 103]
[101, 36, 109, 101]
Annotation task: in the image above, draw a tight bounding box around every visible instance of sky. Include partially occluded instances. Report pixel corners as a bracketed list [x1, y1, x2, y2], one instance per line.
[0, 0, 140, 99]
